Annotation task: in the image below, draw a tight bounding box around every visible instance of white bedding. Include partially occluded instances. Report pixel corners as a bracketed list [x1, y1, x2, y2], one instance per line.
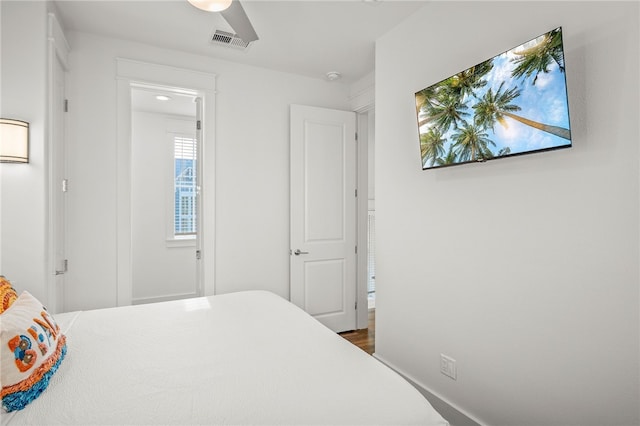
[2, 291, 448, 425]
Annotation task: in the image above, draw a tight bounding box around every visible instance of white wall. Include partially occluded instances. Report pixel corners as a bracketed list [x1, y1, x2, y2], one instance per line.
[131, 111, 197, 303]
[63, 31, 352, 311]
[375, 2, 639, 426]
[0, 1, 49, 303]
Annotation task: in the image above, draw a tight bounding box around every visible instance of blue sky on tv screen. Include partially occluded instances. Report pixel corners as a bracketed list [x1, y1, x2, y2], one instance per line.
[417, 29, 571, 169]
[481, 51, 571, 154]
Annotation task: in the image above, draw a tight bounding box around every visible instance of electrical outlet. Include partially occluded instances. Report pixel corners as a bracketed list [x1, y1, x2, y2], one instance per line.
[440, 354, 457, 380]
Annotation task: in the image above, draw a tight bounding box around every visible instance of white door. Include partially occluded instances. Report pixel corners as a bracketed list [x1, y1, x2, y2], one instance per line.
[290, 104, 357, 333]
[50, 52, 67, 314]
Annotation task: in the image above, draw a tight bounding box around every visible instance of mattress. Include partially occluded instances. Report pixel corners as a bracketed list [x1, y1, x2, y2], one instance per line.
[2, 290, 448, 425]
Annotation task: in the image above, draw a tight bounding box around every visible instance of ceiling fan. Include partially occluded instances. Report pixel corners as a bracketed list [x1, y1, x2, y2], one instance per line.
[187, 0, 259, 43]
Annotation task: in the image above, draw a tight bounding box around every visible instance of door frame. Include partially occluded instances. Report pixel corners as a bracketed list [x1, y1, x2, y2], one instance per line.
[353, 83, 374, 330]
[355, 109, 371, 330]
[47, 12, 70, 314]
[115, 59, 216, 306]
[129, 84, 201, 304]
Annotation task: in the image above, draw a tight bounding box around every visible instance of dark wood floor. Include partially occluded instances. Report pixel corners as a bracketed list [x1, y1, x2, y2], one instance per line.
[338, 309, 375, 355]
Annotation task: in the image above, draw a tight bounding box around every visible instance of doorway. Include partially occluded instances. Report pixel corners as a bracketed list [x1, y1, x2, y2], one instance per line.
[289, 104, 357, 333]
[130, 85, 201, 304]
[337, 107, 376, 351]
[115, 58, 216, 306]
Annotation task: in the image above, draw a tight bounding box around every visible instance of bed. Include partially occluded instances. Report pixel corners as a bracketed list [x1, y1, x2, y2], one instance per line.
[2, 289, 448, 425]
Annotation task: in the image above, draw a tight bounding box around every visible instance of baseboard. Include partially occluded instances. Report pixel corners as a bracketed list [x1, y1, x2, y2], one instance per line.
[373, 353, 485, 426]
[132, 292, 198, 305]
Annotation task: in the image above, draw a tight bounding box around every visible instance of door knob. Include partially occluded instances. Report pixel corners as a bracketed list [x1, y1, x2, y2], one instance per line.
[294, 249, 309, 256]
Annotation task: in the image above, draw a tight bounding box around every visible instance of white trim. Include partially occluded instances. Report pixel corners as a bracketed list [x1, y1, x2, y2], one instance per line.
[47, 12, 69, 314]
[116, 58, 216, 94]
[349, 84, 375, 113]
[356, 111, 370, 329]
[48, 13, 70, 69]
[116, 59, 216, 307]
[165, 237, 197, 248]
[350, 76, 374, 328]
[194, 96, 205, 297]
[116, 78, 133, 307]
[349, 71, 375, 113]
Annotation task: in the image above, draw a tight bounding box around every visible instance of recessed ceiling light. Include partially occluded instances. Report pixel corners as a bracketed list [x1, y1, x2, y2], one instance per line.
[156, 95, 172, 101]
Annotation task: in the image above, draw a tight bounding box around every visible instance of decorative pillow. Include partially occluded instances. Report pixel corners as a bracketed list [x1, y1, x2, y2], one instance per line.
[0, 276, 18, 313]
[1, 291, 67, 412]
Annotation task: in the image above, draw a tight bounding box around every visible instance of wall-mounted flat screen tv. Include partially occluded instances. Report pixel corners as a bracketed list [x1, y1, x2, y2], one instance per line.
[415, 27, 571, 170]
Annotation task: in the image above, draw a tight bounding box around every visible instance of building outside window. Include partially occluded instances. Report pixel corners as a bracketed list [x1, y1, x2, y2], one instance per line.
[174, 136, 197, 237]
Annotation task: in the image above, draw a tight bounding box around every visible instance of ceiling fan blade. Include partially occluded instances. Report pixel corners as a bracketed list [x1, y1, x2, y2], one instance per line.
[220, 1, 259, 43]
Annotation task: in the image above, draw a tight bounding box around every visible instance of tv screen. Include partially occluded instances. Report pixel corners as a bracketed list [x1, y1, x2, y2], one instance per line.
[415, 27, 571, 170]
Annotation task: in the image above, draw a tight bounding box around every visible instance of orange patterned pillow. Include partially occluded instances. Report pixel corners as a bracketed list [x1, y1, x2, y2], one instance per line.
[0, 276, 18, 314]
[1, 291, 67, 411]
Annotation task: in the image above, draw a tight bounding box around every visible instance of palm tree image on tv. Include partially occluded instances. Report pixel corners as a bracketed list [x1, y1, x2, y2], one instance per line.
[415, 27, 571, 170]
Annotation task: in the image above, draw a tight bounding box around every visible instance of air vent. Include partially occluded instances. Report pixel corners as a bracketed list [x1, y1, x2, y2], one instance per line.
[210, 30, 252, 51]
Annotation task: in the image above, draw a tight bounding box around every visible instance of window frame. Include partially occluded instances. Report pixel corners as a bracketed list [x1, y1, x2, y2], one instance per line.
[165, 127, 198, 247]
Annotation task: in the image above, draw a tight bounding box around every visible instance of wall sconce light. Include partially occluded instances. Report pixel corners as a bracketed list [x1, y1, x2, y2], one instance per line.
[0, 118, 29, 163]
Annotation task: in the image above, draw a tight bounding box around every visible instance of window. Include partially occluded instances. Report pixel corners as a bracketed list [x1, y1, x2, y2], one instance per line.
[173, 135, 197, 237]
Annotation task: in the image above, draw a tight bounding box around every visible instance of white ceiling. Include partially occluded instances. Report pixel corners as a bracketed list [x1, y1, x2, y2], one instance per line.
[131, 86, 197, 116]
[53, 0, 428, 85]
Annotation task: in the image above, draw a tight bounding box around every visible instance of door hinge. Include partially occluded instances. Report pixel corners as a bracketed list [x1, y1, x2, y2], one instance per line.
[355, 300, 358, 310]
[55, 259, 68, 275]
[355, 132, 358, 141]
[196, 250, 202, 260]
[64, 99, 69, 113]
[62, 179, 69, 193]
[355, 189, 358, 197]
[355, 245, 358, 254]
[196, 120, 201, 130]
